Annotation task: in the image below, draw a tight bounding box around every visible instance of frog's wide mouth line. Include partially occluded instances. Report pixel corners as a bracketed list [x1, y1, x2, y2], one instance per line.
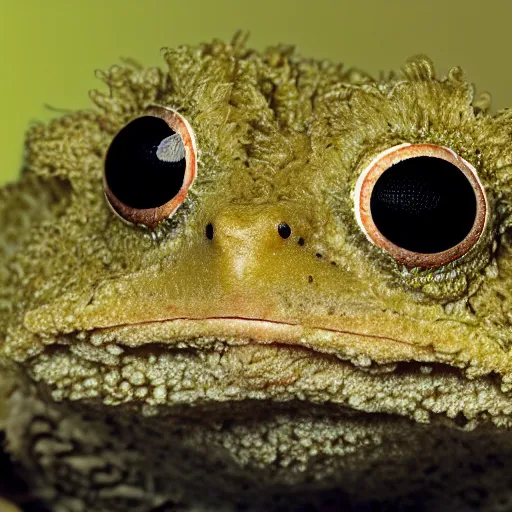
[23, 285, 509, 378]
[20, 314, 510, 382]
[88, 315, 438, 365]
[69, 315, 508, 379]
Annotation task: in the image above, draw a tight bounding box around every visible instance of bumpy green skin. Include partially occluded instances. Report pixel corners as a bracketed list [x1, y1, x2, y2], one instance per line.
[3, 35, 512, 510]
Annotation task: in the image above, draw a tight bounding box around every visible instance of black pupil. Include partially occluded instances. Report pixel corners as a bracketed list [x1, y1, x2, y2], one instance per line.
[370, 156, 477, 253]
[105, 116, 186, 209]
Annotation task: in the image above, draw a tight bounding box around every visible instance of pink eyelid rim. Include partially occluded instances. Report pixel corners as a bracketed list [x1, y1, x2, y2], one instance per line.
[353, 143, 488, 268]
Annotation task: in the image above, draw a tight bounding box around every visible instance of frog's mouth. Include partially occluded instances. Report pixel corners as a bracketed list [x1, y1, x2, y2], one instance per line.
[24, 303, 510, 379]
[88, 315, 437, 364]
[20, 313, 512, 431]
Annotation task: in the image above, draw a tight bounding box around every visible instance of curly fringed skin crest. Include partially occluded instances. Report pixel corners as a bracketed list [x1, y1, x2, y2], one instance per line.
[4, 36, 512, 511]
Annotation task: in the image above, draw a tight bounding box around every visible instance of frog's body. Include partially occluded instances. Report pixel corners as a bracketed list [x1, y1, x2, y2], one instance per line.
[3, 36, 512, 511]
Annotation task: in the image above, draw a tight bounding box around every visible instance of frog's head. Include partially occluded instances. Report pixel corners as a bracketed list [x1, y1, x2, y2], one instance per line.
[3, 37, 512, 482]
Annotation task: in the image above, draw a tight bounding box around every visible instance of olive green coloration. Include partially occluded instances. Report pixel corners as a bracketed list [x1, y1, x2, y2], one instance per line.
[3, 35, 512, 511]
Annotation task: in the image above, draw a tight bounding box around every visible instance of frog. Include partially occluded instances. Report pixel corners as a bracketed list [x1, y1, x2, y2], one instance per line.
[3, 33, 512, 511]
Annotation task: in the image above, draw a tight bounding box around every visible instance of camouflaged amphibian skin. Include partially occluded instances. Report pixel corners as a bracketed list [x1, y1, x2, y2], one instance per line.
[3, 34, 512, 511]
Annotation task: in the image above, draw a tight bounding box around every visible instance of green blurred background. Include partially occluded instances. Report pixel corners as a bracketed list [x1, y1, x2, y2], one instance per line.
[1, 0, 510, 186]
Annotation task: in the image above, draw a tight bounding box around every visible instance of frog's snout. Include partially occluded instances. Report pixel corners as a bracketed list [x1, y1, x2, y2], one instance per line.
[204, 217, 292, 244]
[206, 205, 294, 249]
[202, 204, 302, 282]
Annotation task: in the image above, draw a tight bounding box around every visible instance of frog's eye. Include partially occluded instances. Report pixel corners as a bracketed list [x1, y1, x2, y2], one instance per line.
[104, 106, 196, 229]
[354, 143, 487, 268]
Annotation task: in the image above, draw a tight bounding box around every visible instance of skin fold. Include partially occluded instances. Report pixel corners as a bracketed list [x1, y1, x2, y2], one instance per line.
[2, 34, 512, 511]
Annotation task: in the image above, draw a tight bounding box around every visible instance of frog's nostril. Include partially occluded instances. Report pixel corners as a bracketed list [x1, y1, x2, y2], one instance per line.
[278, 223, 291, 239]
[205, 223, 214, 240]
